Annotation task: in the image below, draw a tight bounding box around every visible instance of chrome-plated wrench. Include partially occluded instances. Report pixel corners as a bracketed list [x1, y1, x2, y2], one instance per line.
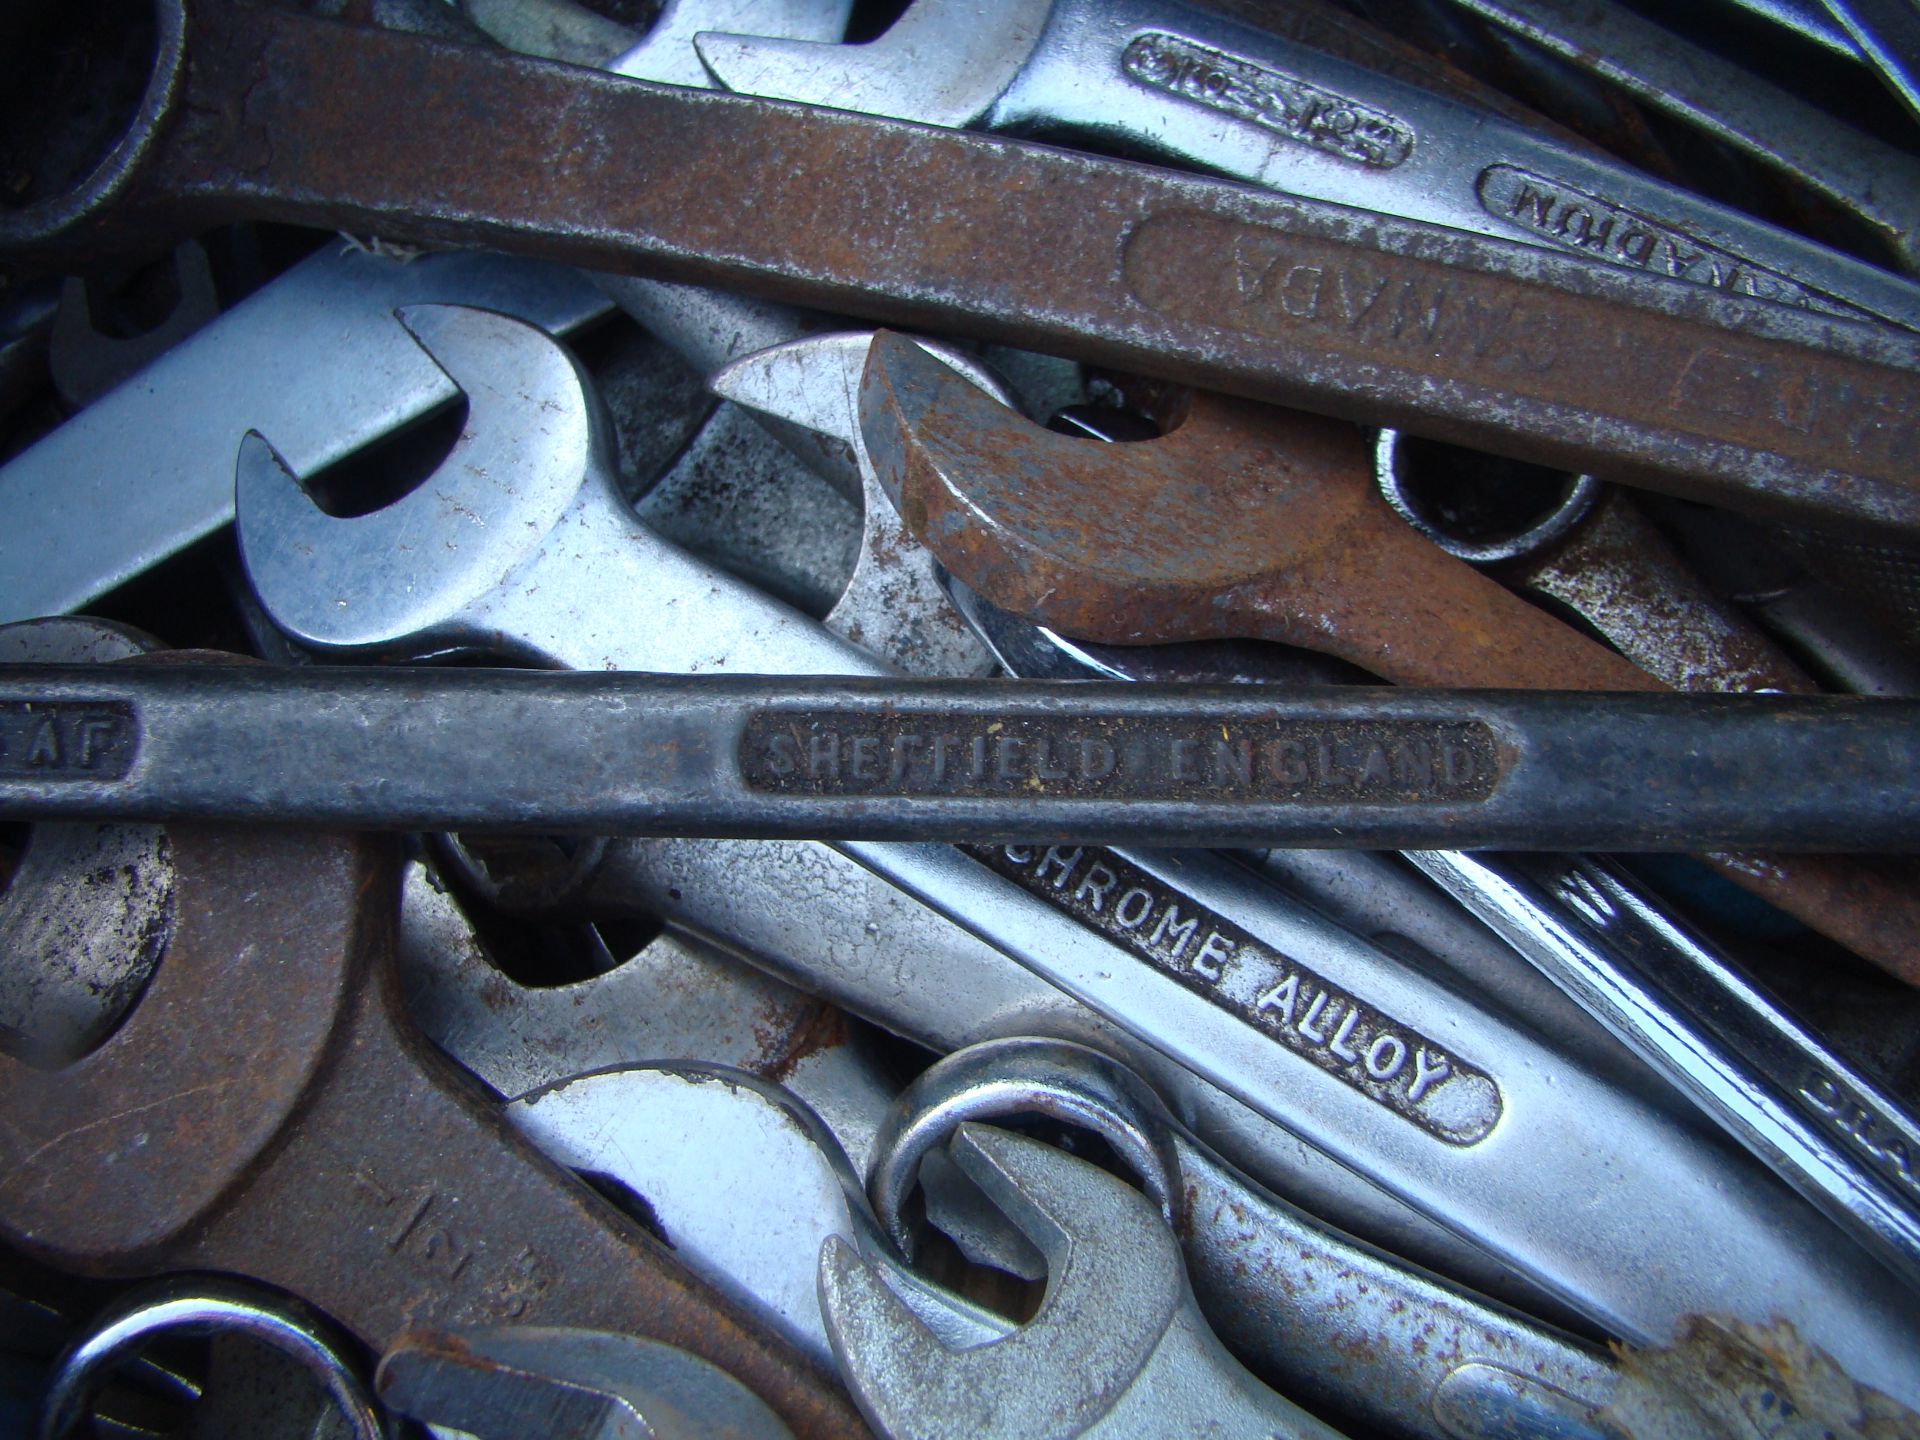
[1410, 848, 1920, 1295]
[866, 1037, 1617, 1440]
[222, 302, 1920, 1396]
[821, 1124, 1345, 1440]
[1435, 0, 1920, 273]
[696, 0, 1920, 324]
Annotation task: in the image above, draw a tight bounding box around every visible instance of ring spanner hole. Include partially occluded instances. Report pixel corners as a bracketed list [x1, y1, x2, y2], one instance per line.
[1385, 434, 1586, 557]
[0, 0, 157, 213]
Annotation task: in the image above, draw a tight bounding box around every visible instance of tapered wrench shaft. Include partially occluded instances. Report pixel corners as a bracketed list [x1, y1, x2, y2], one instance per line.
[1, 665, 1915, 851]
[9, 0, 1920, 534]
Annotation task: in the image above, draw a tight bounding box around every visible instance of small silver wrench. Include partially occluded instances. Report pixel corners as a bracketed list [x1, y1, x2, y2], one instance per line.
[865, 1037, 1618, 1440]
[820, 1123, 1345, 1440]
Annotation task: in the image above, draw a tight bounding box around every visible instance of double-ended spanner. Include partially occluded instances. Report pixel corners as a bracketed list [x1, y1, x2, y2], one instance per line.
[8, 0, 1920, 536]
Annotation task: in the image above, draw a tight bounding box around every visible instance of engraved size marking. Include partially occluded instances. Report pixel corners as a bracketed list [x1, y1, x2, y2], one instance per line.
[1477, 165, 1868, 321]
[741, 711, 1497, 803]
[1797, 1073, 1920, 1203]
[1122, 32, 1414, 169]
[352, 1170, 556, 1320]
[969, 843, 1503, 1144]
[1121, 212, 1920, 476]
[0, 701, 135, 779]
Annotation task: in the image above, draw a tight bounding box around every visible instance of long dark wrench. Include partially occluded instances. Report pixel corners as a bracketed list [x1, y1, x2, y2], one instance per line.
[0, 663, 1914, 851]
[859, 332, 1920, 974]
[6, 0, 1920, 537]
[0, 822, 869, 1440]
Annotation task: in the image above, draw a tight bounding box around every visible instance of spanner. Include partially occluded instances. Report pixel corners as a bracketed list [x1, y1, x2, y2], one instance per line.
[1373, 433, 1817, 695]
[861, 330, 1920, 977]
[400, 859, 1009, 1367]
[15, 661, 1917, 851]
[1431, 0, 1920, 274]
[225, 305, 1920, 1400]
[399, 861, 896, 1170]
[378, 1324, 794, 1439]
[946, 564, 1920, 1299]
[821, 1123, 1345, 1439]
[13, 0, 1920, 537]
[867, 1038, 1617, 1440]
[232, 297, 1553, 1328]
[0, 243, 611, 624]
[0, 814, 867, 1437]
[1819, 0, 1920, 125]
[461, 0, 849, 82]
[694, 0, 1920, 323]
[0, 616, 170, 1069]
[1410, 847, 1920, 1295]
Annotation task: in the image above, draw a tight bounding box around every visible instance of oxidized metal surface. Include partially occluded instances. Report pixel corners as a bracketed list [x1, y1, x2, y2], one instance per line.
[8, 0, 1920, 534]
[0, 822, 870, 1438]
[2, 664, 1919, 851]
[1512, 489, 1817, 696]
[860, 330, 1658, 690]
[871, 348, 1920, 975]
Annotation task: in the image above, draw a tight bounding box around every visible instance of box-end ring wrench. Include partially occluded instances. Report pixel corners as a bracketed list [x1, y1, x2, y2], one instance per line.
[821, 1123, 1346, 1440]
[13, 1, 1920, 538]
[1372, 431, 1816, 695]
[861, 331, 1920, 977]
[694, 0, 1920, 330]
[0, 813, 868, 1438]
[1372, 427, 1920, 978]
[37, 1276, 385, 1440]
[224, 304, 1920, 1393]
[865, 1037, 1618, 1440]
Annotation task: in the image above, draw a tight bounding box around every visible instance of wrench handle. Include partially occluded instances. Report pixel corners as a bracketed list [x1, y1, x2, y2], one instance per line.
[1243, 500, 1661, 690]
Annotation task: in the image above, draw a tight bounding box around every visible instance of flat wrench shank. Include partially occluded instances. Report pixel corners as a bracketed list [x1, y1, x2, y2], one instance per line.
[10, 0, 1920, 535]
[1, 666, 1915, 851]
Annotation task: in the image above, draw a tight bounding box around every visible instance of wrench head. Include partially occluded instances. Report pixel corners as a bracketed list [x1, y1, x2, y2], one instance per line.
[818, 1124, 1180, 1440]
[857, 329, 1375, 646]
[612, 0, 856, 88]
[711, 330, 1015, 501]
[378, 1325, 798, 1440]
[694, 0, 1052, 129]
[236, 304, 612, 652]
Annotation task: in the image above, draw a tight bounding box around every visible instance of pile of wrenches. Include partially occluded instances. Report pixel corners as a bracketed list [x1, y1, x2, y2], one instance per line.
[4, 0, 1920, 1435]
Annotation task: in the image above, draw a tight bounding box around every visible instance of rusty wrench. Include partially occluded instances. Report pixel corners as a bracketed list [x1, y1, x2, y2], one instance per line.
[8, 0, 1920, 536]
[0, 819, 869, 1438]
[860, 330, 1920, 978]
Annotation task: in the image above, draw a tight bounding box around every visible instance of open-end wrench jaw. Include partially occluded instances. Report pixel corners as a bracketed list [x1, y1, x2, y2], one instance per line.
[236, 304, 612, 651]
[693, 0, 1051, 129]
[818, 1124, 1178, 1440]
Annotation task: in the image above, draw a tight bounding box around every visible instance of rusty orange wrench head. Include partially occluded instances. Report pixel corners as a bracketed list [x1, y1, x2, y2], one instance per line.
[858, 330, 1652, 691]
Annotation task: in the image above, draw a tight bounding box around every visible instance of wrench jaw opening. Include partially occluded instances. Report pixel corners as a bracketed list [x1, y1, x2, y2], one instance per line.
[236, 304, 614, 654]
[692, 0, 1052, 130]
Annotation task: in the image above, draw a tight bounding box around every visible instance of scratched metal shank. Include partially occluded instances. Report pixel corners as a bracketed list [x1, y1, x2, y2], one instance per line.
[0, 665, 1916, 851]
[8, 0, 1920, 535]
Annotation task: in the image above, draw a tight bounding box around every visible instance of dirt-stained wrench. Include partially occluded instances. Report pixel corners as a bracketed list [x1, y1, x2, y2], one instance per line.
[865, 1037, 1617, 1440]
[858, 330, 1920, 981]
[820, 1123, 1346, 1440]
[0, 816, 868, 1437]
